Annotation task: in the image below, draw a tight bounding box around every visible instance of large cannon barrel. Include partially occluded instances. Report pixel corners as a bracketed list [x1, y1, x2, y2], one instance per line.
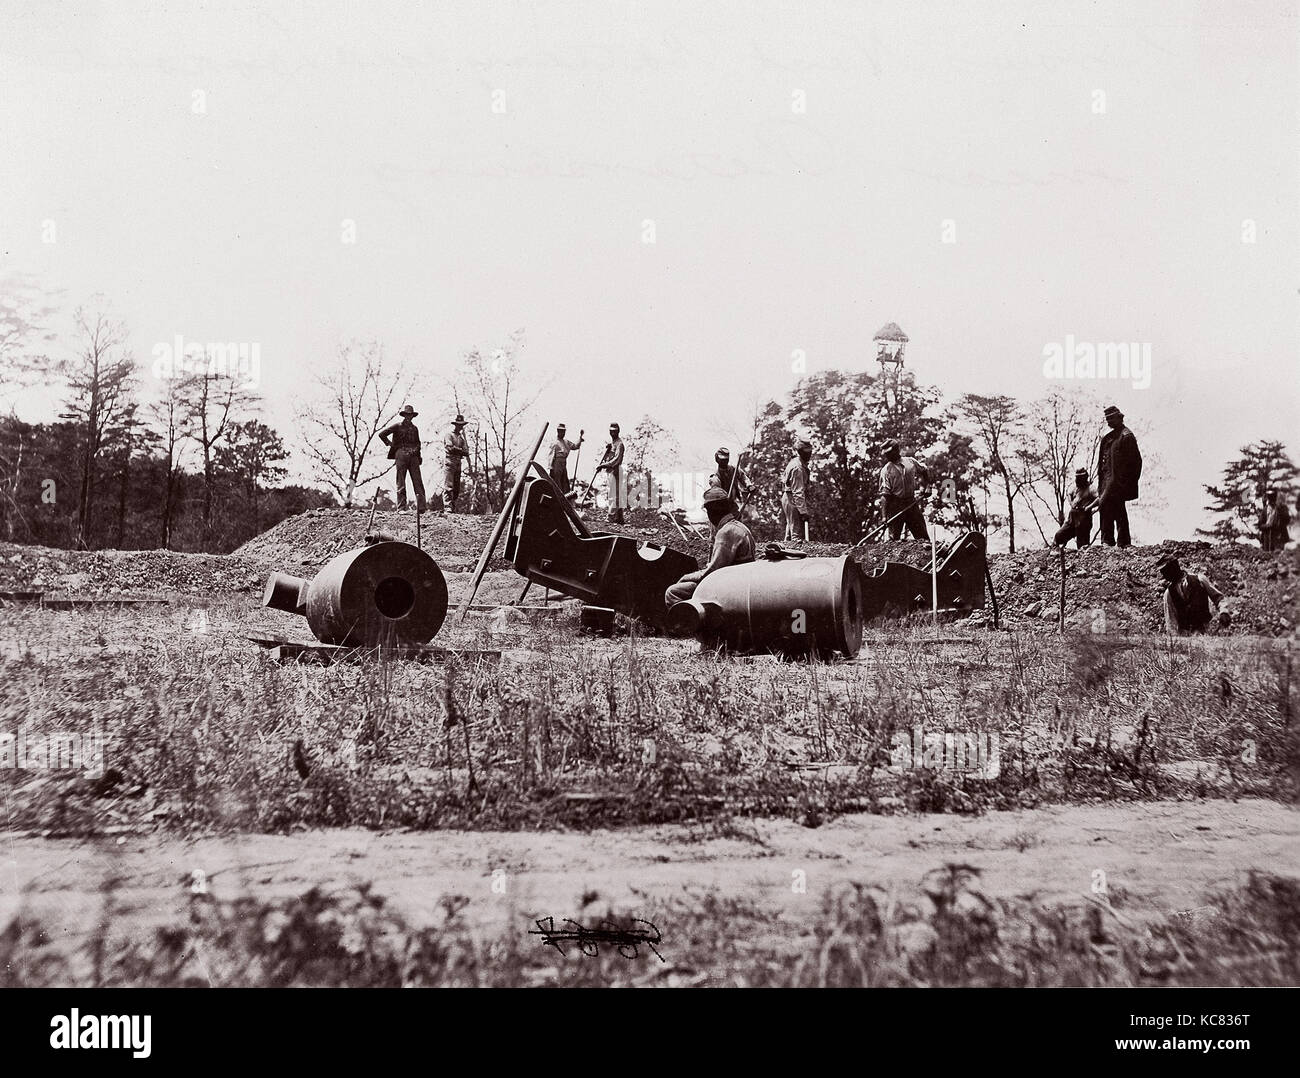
[263, 541, 448, 647]
[666, 555, 864, 657]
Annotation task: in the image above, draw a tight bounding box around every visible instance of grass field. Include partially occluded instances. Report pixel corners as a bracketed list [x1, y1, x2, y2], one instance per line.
[1, 552, 1297, 985]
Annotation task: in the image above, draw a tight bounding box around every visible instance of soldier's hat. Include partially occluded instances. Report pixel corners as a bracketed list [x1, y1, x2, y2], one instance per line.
[452, 414, 467, 426]
[702, 486, 735, 512]
[883, 441, 900, 457]
[399, 404, 418, 418]
[1103, 405, 1124, 422]
[609, 422, 620, 433]
[556, 423, 566, 433]
[1155, 554, 1182, 580]
[715, 447, 730, 461]
[1075, 467, 1089, 481]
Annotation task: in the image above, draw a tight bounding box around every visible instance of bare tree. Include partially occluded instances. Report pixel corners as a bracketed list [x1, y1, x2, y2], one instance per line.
[148, 374, 191, 548]
[58, 302, 138, 549]
[454, 330, 547, 509]
[1014, 387, 1103, 544]
[177, 360, 257, 546]
[955, 393, 1026, 552]
[294, 340, 413, 505]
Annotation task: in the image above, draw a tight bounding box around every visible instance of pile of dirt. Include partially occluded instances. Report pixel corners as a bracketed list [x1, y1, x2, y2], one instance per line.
[0, 543, 271, 597]
[9, 505, 1295, 637]
[986, 541, 1298, 636]
[236, 506, 718, 572]
[234, 507, 511, 573]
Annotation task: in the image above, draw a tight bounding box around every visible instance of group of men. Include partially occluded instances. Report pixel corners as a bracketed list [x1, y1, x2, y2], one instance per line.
[377, 405, 470, 514]
[1052, 405, 1144, 550]
[546, 422, 627, 523]
[380, 407, 633, 524]
[378, 400, 1267, 637]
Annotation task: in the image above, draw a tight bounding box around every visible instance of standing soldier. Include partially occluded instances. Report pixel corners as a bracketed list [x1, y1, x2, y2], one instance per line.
[1097, 405, 1142, 548]
[709, 448, 751, 503]
[442, 414, 470, 513]
[878, 442, 929, 540]
[782, 439, 812, 541]
[547, 424, 583, 494]
[594, 422, 626, 524]
[378, 404, 425, 512]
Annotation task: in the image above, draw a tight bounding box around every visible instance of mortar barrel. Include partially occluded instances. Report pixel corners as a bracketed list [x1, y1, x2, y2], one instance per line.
[263, 541, 449, 647]
[687, 555, 864, 657]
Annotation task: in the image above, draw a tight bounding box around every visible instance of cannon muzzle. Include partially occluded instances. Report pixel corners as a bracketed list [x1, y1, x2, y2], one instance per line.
[262, 541, 448, 647]
[673, 555, 865, 657]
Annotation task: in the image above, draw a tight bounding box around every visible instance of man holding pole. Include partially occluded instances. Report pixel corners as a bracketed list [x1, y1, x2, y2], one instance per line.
[442, 414, 470, 513]
[547, 424, 583, 494]
[878, 442, 929, 541]
[594, 423, 626, 525]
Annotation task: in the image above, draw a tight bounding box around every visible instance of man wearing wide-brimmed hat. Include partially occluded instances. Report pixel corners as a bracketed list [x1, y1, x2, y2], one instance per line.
[1156, 554, 1224, 634]
[379, 404, 425, 512]
[442, 414, 470, 512]
[1053, 467, 1100, 549]
[782, 439, 813, 541]
[664, 487, 756, 608]
[1097, 405, 1142, 548]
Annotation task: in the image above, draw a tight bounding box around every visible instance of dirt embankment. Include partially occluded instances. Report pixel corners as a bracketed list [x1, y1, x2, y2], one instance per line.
[5, 508, 1297, 636]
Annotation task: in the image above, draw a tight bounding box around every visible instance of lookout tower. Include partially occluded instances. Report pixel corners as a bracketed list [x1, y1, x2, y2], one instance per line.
[873, 322, 908, 370]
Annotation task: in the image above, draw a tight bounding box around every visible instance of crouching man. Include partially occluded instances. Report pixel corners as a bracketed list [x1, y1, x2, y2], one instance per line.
[665, 487, 755, 608]
[1157, 554, 1226, 635]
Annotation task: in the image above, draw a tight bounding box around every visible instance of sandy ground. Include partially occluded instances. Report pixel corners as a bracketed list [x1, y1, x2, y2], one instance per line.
[4, 798, 1297, 957]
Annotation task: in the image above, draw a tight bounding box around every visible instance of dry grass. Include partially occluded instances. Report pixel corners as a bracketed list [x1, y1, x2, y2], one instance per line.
[3, 867, 1296, 987]
[0, 600, 1295, 836]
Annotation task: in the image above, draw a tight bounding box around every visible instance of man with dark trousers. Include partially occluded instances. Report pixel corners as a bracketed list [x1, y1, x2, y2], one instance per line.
[547, 424, 583, 494]
[1096, 405, 1142, 548]
[878, 442, 929, 540]
[1054, 467, 1100, 549]
[442, 414, 470, 512]
[378, 404, 425, 512]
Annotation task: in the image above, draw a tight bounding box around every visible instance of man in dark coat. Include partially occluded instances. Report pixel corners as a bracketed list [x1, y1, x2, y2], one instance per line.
[378, 404, 425, 512]
[1096, 405, 1142, 548]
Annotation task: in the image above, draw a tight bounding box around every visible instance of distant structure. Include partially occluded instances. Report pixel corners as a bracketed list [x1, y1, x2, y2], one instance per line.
[873, 322, 909, 370]
[873, 321, 909, 416]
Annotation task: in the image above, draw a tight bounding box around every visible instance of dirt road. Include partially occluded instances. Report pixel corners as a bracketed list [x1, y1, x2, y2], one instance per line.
[4, 799, 1296, 956]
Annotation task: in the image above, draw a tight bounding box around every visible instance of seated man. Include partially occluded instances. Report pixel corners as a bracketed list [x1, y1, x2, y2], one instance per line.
[664, 487, 756, 608]
[1157, 554, 1225, 635]
[1054, 468, 1100, 549]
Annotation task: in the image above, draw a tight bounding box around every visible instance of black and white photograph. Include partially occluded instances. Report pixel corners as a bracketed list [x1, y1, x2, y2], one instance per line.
[0, 0, 1296, 1044]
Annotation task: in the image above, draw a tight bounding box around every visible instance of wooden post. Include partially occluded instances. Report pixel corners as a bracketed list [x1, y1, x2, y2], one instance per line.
[930, 522, 938, 628]
[454, 423, 548, 623]
[1059, 546, 1066, 632]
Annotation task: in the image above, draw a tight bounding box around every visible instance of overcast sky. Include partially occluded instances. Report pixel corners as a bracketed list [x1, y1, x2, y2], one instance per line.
[2, 0, 1296, 541]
